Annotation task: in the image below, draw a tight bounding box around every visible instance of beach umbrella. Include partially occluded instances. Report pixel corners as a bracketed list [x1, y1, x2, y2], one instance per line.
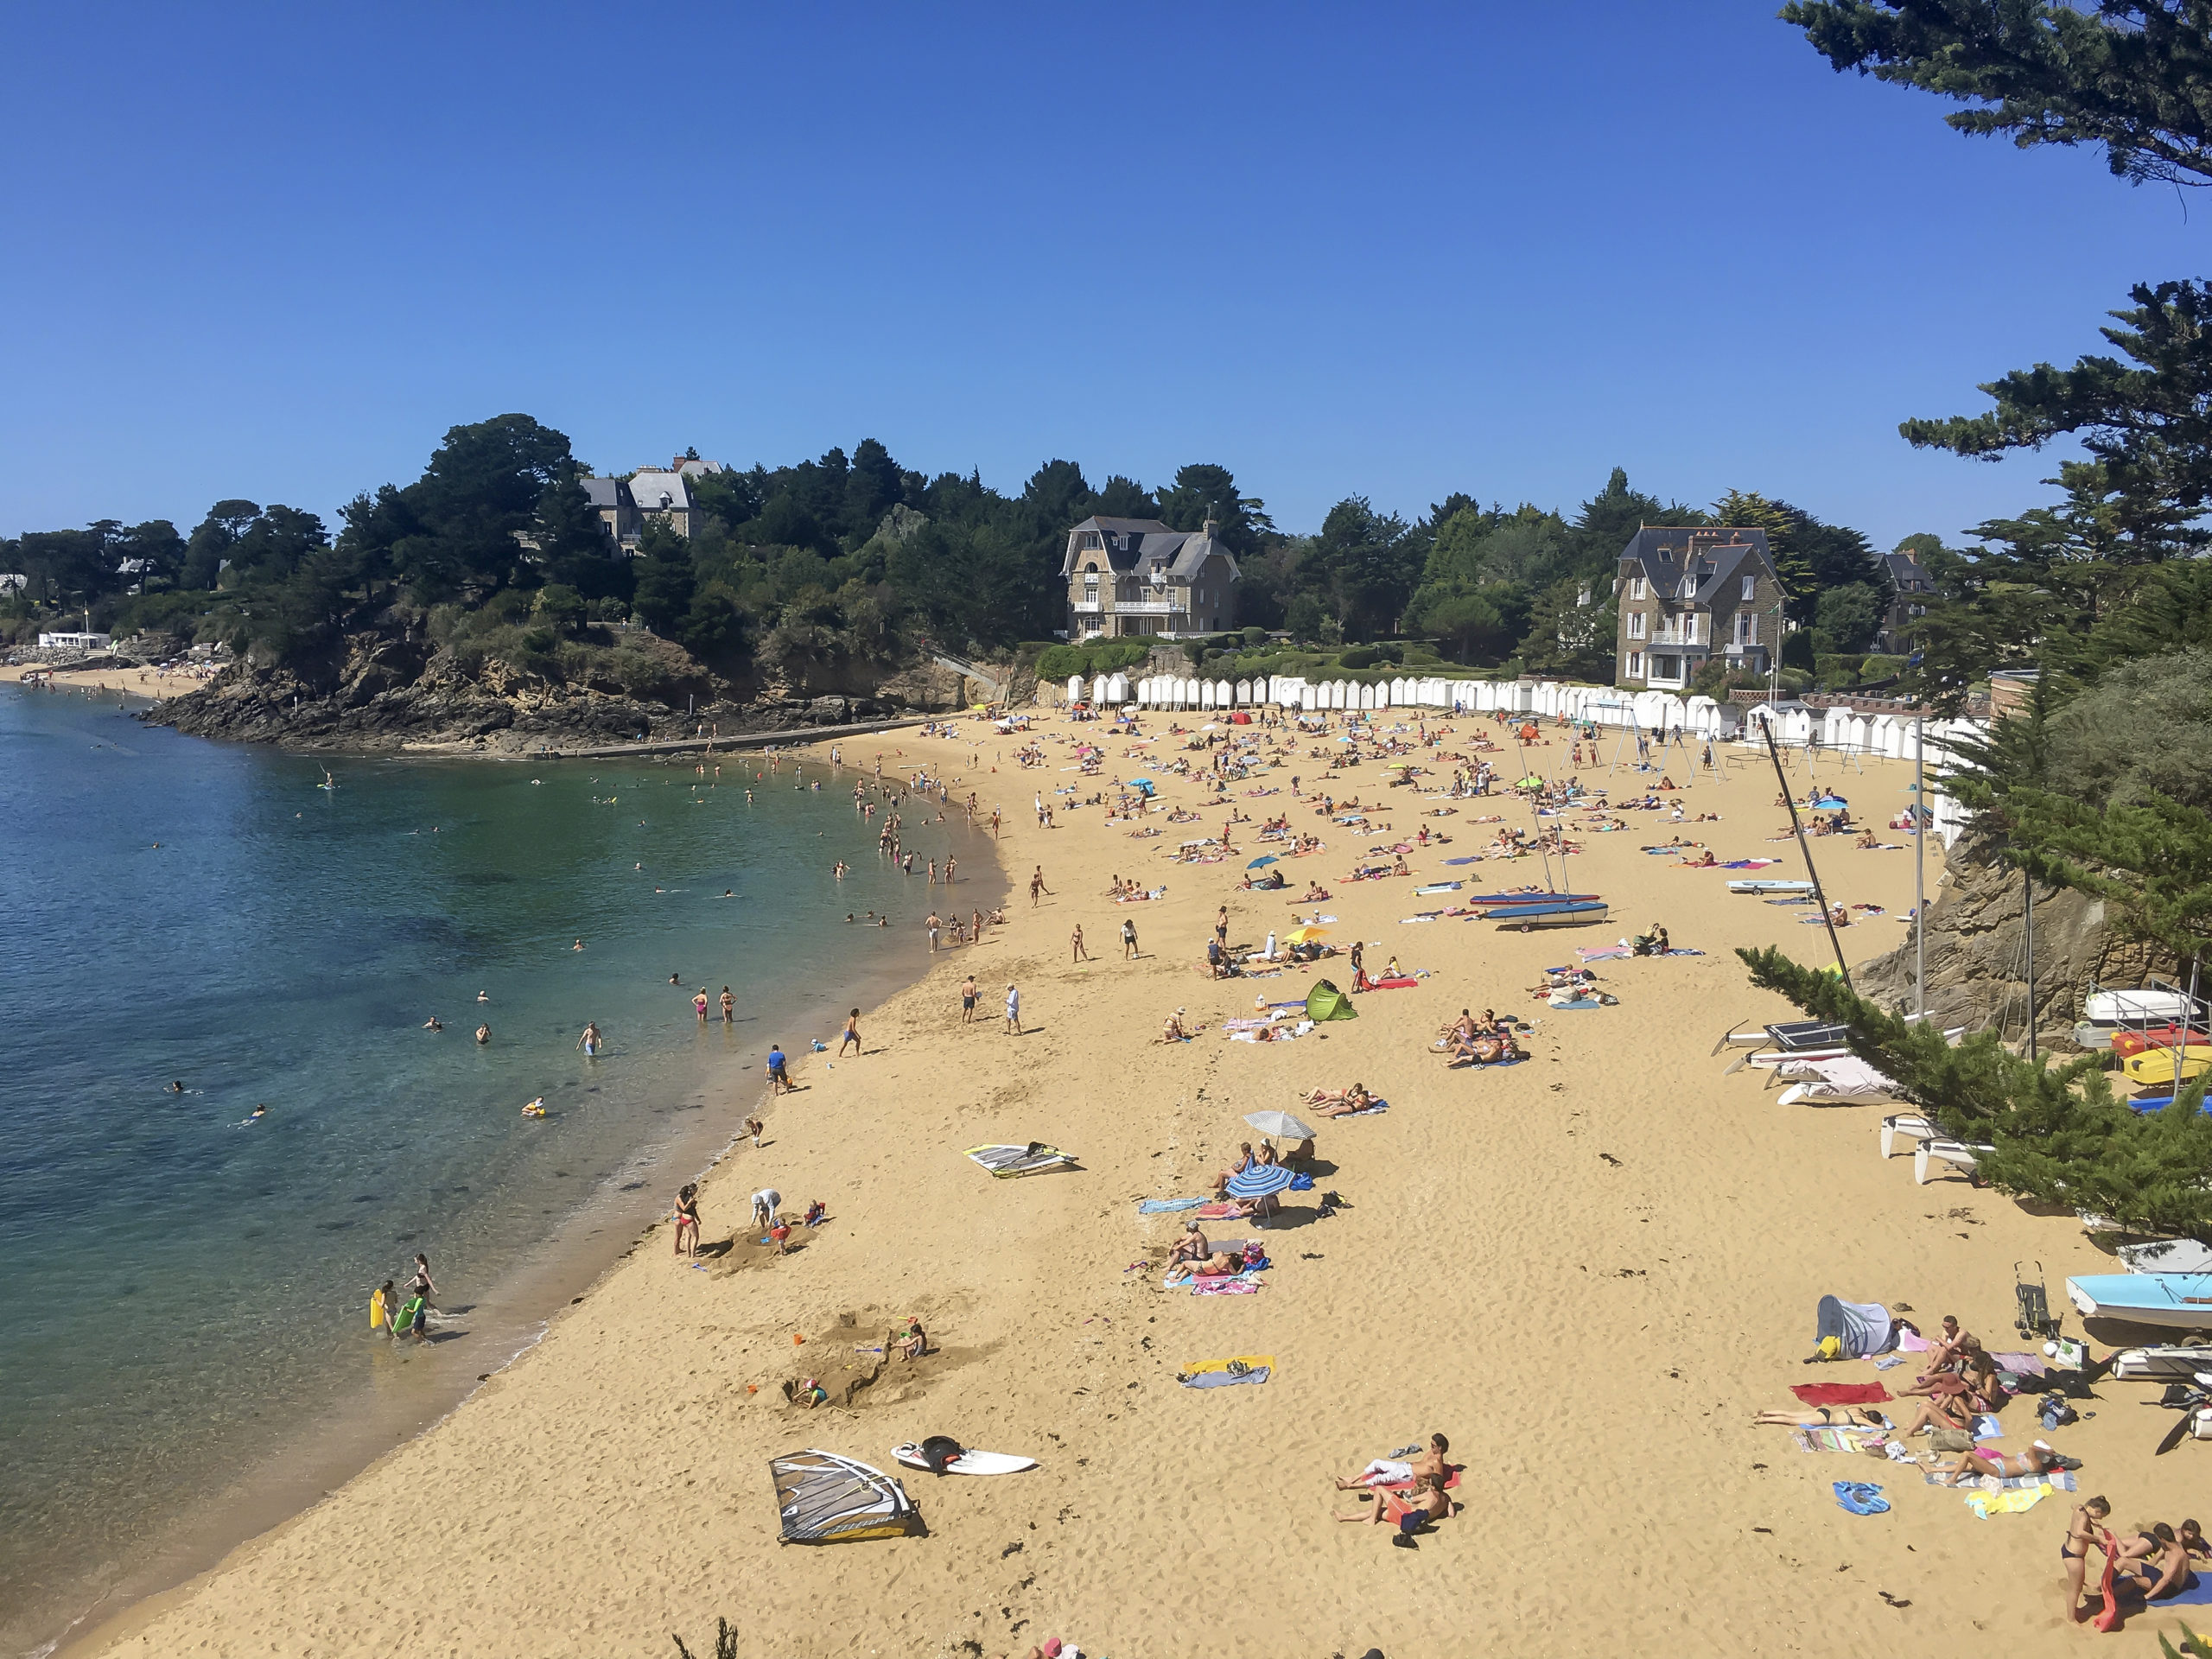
[1811, 796, 1849, 810]
[1284, 925, 1329, 944]
[1243, 1110, 1317, 1140]
[1246, 855, 1279, 868]
[1128, 775, 1154, 785]
[1224, 1163, 1296, 1199]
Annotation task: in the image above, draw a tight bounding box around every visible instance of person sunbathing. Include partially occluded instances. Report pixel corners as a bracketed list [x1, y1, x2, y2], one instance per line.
[1336, 1433, 1451, 1490]
[1164, 1250, 1243, 1284]
[1895, 1390, 1975, 1440]
[1751, 1407, 1891, 1428]
[1935, 1441, 2080, 1485]
[1212, 1143, 1255, 1197]
[1337, 1471, 1452, 1538]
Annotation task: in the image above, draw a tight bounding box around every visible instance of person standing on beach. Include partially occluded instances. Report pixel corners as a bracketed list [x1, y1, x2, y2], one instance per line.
[693, 988, 709, 1021]
[719, 988, 734, 1023]
[371, 1280, 397, 1338]
[673, 1183, 702, 1257]
[1005, 982, 1021, 1034]
[839, 1009, 861, 1055]
[961, 975, 978, 1023]
[766, 1045, 791, 1093]
[945, 855, 956, 886]
[1122, 918, 1139, 959]
[1071, 923, 1090, 963]
[409, 1254, 438, 1314]
[991, 807, 1001, 838]
[926, 911, 942, 952]
[971, 906, 983, 946]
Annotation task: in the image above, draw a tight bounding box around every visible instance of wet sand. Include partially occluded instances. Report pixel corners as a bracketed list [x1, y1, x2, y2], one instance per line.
[75, 709, 2202, 1657]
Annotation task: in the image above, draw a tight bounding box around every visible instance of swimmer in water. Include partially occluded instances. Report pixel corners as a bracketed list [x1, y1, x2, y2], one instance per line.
[168, 1080, 185, 1094]
[423, 1016, 443, 1031]
[578, 1021, 601, 1056]
[476, 991, 489, 1003]
[475, 1023, 491, 1045]
[573, 938, 585, 950]
[522, 1096, 547, 1118]
[670, 973, 681, 985]
[247, 1104, 267, 1122]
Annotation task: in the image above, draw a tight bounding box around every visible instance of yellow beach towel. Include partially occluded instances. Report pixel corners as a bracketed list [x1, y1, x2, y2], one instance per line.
[1965, 1482, 2050, 1519]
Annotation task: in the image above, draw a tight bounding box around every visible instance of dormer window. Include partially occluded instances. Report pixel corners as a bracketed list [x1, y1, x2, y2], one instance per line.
[1658, 547, 1675, 563]
[1629, 576, 1647, 601]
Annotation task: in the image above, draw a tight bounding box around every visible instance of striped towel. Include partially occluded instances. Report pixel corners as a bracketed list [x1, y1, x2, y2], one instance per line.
[1793, 1427, 1883, 1452]
[1137, 1198, 1206, 1214]
[1188, 1273, 1262, 1296]
[1923, 1470, 2076, 1492]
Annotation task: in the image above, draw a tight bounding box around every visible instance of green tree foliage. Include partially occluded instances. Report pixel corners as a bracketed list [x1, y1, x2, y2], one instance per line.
[1783, 2, 2212, 189]
[1812, 581, 1885, 654]
[1302, 496, 1421, 639]
[1740, 944, 2212, 1242]
[1154, 463, 1275, 556]
[631, 523, 698, 635]
[1517, 576, 1618, 677]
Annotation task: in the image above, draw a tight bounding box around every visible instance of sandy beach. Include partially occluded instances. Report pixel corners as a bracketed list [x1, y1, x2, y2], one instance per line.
[70, 706, 2201, 1658]
[0, 662, 197, 699]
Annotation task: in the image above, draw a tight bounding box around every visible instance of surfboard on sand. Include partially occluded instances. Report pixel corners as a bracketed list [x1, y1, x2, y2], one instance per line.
[966, 1142, 1074, 1178]
[892, 1443, 1037, 1476]
[1177, 1354, 1273, 1389]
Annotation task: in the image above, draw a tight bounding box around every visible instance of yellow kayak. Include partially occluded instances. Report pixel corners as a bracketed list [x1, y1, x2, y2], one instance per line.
[2124, 1046, 2212, 1085]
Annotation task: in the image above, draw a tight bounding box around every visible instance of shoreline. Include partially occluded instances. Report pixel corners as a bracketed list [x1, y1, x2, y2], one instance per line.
[22, 721, 1008, 1659]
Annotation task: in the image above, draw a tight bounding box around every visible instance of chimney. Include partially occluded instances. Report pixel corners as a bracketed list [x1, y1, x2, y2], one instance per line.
[1203, 503, 1220, 539]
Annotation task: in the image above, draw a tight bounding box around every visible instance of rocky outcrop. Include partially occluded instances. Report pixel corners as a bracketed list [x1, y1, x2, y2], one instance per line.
[149, 628, 916, 754]
[1853, 830, 2177, 1048]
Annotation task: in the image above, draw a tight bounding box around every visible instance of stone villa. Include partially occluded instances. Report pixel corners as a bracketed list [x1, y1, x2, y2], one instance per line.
[1062, 515, 1239, 639]
[1613, 526, 1786, 690]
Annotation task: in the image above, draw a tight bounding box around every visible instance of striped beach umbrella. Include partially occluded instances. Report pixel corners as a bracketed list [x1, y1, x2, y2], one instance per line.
[1224, 1163, 1295, 1199]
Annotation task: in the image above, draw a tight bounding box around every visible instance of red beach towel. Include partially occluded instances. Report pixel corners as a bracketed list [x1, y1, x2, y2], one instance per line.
[1791, 1382, 1892, 1407]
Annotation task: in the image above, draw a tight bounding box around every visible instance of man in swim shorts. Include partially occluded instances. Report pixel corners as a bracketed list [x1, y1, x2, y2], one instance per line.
[1336, 1434, 1450, 1490]
[766, 1046, 790, 1093]
[961, 976, 978, 1023]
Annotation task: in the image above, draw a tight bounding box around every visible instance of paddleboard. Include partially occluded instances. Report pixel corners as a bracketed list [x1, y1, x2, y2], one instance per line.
[892, 1443, 1037, 1476]
[1728, 879, 1814, 893]
[965, 1142, 1074, 1178]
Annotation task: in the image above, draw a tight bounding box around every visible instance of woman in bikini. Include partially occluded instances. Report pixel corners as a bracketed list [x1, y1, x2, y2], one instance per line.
[1751, 1407, 1891, 1428]
[672, 1183, 701, 1257]
[2063, 1497, 2113, 1624]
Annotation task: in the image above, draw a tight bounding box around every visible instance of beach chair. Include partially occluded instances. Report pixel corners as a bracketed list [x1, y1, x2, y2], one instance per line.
[1878, 1113, 1936, 1159]
[1914, 1139, 1993, 1185]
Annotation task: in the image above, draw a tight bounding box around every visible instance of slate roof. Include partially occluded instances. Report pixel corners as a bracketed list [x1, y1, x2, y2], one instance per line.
[1618, 526, 1776, 608]
[1062, 515, 1236, 582]
[628, 470, 692, 513]
[1883, 552, 1935, 593]
[581, 477, 627, 511]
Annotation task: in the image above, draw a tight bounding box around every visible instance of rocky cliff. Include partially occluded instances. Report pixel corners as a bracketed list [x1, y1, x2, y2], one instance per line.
[1853, 830, 2177, 1049]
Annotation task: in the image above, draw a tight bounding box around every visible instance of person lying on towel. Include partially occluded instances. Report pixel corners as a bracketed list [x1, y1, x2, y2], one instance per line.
[1335, 1434, 1450, 1490]
[1336, 1471, 1453, 1538]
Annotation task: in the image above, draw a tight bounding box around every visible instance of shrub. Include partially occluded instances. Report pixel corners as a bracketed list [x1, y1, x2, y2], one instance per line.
[1338, 645, 1382, 670]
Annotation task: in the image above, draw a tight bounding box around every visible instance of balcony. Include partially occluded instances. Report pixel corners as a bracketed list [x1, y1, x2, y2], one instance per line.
[1116, 598, 1184, 615]
[1072, 600, 1103, 613]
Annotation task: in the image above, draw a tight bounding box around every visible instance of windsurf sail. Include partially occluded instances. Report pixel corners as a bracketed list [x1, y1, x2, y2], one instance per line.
[772, 1450, 924, 1543]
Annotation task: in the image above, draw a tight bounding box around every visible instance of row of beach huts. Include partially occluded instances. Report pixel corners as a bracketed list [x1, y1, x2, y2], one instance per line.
[1064, 671, 1985, 843]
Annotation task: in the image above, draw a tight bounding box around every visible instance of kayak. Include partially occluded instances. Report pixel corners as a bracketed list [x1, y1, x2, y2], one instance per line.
[2111, 1026, 2211, 1058]
[2122, 1046, 2212, 1086]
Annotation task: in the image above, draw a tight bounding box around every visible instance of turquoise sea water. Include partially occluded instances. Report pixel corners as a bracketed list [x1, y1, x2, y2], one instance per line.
[0, 687, 983, 1656]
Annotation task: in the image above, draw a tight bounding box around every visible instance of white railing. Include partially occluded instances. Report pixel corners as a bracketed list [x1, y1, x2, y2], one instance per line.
[1071, 600, 1103, 613]
[1116, 599, 1183, 614]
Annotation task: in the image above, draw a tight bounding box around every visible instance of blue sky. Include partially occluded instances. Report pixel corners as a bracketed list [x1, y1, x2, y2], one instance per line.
[0, 2, 2199, 548]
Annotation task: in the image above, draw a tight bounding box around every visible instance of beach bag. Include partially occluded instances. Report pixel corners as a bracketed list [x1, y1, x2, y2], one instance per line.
[1927, 1427, 1974, 1453]
[917, 1435, 964, 1476]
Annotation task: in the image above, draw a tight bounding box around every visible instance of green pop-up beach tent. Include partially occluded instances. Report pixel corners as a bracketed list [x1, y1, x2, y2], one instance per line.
[1306, 979, 1357, 1022]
